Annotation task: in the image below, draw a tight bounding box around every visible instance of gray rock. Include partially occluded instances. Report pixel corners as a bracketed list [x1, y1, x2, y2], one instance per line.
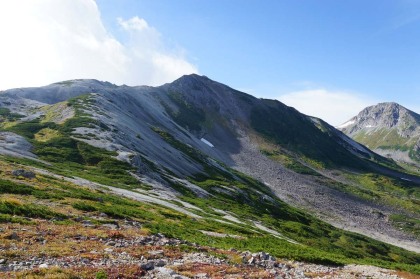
[148, 250, 164, 256]
[101, 223, 118, 230]
[6, 232, 20, 241]
[155, 267, 175, 276]
[11, 169, 35, 179]
[141, 261, 155, 271]
[82, 222, 95, 228]
[39, 263, 48, 268]
[155, 260, 166, 267]
[260, 251, 269, 260]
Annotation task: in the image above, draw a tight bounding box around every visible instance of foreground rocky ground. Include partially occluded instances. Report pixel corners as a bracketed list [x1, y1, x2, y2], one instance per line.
[0, 219, 416, 279]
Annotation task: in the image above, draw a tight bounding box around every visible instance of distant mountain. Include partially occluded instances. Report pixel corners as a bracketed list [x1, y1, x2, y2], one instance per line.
[338, 102, 420, 168]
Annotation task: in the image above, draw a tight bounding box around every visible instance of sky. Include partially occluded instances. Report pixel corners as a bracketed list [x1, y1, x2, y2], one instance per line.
[1, 0, 420, 125]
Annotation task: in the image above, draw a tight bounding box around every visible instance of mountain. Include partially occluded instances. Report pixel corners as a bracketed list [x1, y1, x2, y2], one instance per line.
[0, 75, 419, 276]
[338, 102, 420, 169]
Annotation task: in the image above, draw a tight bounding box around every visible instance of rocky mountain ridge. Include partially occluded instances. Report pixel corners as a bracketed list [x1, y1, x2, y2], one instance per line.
[0, 75, 419, 277]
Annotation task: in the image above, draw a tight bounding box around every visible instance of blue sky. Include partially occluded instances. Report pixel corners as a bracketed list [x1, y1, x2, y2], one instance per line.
[98, 0, 420, 94]
[1, 0, 420, 124]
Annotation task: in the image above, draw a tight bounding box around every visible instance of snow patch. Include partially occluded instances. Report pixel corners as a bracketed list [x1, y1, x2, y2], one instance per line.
[337, 120, 355, 129]
[200, 138, 214, 147]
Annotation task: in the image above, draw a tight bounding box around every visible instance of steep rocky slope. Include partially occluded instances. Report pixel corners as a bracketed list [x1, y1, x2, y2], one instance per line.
[0, 75, 419, 277]
[338, 102, 420, 168]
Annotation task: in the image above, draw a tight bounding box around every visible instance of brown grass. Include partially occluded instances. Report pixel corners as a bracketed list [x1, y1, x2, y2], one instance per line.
[0, 221, 150, 261]
[10, 265, 146, 279]
[172, 262, 274, 279]
[395, 271, 420, 279]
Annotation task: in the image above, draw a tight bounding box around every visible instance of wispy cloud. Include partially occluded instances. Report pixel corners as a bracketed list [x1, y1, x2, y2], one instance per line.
[278, 89, 377, 126]
[0, 0, 198, 90]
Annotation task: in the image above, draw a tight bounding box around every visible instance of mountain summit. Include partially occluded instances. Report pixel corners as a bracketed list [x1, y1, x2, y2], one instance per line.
[338, 102, 420, 167]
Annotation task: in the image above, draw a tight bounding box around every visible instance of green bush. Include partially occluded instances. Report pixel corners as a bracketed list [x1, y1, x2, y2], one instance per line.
[72, 202, 98, 212]
[0, 200, 65, 219]
[0, 108, 24, 121]
[0, 179, 34, 195]
[95, 270, 107, 279]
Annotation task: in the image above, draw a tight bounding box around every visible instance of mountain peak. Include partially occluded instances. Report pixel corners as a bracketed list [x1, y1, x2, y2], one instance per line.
[172, 74, 212, 86]
[358, 102, 419, 126]
[365, 102, 405, 113]
[339, 102, 420, 166]
[376, 101, 400, 106]
[340, 102, 419, 131]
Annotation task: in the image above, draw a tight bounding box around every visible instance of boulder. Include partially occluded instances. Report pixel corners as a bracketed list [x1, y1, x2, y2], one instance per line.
[11, 169, 35, 179]
[141, 261, 155, 271]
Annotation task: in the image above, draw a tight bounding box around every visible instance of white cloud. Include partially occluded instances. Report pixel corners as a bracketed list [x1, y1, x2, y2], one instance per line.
[118, 17, 150, 31]
[278, 89, 376, 126]
[0, 0, 198, 90]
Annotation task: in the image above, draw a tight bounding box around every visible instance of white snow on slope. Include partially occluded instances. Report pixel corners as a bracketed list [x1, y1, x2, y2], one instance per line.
[200, 138, 214, 147]
[337, 120, 355, 129]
